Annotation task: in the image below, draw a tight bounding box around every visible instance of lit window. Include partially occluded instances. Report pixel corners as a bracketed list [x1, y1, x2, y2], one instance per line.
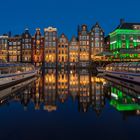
[95, 33, 99, 37]
[129, 36, 133, 41]
[95, 42, 99, 47]
[95, 28, 99, 32]
[95, 38, 99, 42]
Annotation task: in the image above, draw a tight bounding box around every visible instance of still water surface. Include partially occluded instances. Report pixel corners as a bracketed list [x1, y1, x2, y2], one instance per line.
[0, 69, 140, 140]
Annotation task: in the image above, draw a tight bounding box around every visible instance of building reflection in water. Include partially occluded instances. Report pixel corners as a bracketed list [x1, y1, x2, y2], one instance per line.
[57, 70, 69, 104]
[3, 69, 140, 118]
[44, 69, 57, 112]
[16, 69, 106, 115]
[91, 77, 106, 115]
[78, 70, 90, 113]
[69, 70, 79, 102]
[104, 76, 140, 119]
[0, 69, 106, 115]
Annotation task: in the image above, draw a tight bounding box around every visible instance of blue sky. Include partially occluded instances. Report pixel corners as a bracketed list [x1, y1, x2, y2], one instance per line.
[0, 0, 140, 38]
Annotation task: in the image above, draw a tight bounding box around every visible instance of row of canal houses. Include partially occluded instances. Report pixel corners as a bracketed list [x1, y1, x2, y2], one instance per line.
[1, 19, 140, 68]
[13, 69, 105, 113]
[0, 23, 104, 68]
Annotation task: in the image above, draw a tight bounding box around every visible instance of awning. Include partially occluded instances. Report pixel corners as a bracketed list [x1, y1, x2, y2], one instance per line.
[119, 49, 140, 54]
[95, 51, 114, 56]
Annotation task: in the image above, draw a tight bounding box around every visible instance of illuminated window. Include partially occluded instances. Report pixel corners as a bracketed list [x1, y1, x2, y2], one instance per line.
[95, 33, 99, 37]
[101, 43, 103, 47]
[37, 36, 40, 40]
[95, 42, 99, 47]
[130, 36, 133, 41]
[95, 28, 99, 32]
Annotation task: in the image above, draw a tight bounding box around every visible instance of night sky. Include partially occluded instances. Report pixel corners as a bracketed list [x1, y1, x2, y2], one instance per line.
[0, 0, 140, 38]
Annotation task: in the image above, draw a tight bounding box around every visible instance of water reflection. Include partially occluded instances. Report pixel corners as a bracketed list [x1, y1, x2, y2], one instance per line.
[0, 77, 36, 106]
[0, 69, 140, 118]
[42, 69, 106, 114]
[104, 76, 140, 118]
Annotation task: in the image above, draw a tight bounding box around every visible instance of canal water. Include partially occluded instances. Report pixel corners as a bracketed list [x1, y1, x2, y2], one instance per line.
[0, 69, 140, 140]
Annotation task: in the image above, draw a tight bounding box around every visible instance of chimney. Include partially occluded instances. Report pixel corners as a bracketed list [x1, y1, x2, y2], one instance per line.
[120, 18, 125, 25]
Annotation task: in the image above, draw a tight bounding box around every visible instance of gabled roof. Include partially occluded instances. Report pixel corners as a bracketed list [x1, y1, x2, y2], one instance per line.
[91, 22, 104, 32]
[22, 28, 31, 38]
[78, 24, 88, 32]
[58, 33, 69, 42]
[70, 36, 77, 42]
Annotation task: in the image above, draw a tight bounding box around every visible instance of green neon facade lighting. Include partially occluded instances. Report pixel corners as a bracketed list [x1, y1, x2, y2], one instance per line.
[111, 87, 122, 97]
[119, 40, 121, 48]
[109, 28, 140, 59]
[110, 99, 140, 111]
[126, 40, 129, 49]
[110, 86, 140, 111]
[134, 41, 137, 47]
[109, 29, 140, 36]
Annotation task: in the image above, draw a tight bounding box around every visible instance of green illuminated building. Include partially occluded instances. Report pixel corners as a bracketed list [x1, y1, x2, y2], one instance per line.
[110, 87, 140, 111]
[109, 19, 140, 60]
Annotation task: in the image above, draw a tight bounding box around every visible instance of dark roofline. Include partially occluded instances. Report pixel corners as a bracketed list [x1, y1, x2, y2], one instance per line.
[110, 19, 140, 34]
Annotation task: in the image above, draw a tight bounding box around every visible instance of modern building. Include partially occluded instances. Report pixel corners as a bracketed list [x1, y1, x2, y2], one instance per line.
[8, 35, 22, 62]
[109, 19, 140, 61]
[0, 35, 9, 61]
[32, 28, 44, 66]
[78, 25, 90, 67]
[21, 28, 32, 63]
[57, 34, 69, 68]
[44, 27, 57, 68]
[69, 36, 79, 67]
[89, 22, 104, 61]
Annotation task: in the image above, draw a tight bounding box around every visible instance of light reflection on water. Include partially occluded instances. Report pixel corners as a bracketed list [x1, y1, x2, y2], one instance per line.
[0, 69, 140, 140]
[0, 69, 107, 114]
